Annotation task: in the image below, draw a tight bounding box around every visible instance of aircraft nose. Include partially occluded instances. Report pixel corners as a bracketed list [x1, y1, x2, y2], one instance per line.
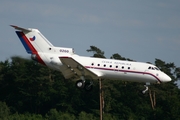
[162, 74, 172, 82]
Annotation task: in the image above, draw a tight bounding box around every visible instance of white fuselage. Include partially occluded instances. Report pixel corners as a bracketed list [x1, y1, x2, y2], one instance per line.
[39, 52, 171, 84]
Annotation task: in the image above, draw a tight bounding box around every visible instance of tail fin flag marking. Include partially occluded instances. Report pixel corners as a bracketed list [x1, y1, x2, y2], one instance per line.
[29, 36, 36, 41]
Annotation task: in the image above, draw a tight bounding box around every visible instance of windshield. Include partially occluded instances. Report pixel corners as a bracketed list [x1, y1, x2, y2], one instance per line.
[148, 66, 160, 71]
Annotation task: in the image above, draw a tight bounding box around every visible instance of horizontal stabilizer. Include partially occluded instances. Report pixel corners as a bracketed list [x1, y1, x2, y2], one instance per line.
[10, 25, 31, 32]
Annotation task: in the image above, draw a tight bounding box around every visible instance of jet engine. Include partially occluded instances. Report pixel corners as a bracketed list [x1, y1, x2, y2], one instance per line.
[31, 54, 37, 61]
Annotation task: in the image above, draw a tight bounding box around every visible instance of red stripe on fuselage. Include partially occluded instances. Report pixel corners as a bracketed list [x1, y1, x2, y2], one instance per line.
[85, 66, 162, 83]
[20, 32, 46, 66]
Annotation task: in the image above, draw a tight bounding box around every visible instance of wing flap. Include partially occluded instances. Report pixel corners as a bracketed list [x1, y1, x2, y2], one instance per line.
[60, 65, 79, 79]
[59, 56, 99, 79]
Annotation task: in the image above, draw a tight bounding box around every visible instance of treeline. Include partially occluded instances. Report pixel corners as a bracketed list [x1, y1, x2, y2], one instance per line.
[0, 46, 180, 120]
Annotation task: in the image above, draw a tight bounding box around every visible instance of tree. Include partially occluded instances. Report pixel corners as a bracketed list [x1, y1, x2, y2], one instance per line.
[87, 46, 105, 58]
[0, 101, 10, 120]
[0, 49, 180, 119]
[46, 109, 75, 120]
[110, 53, 133, 61]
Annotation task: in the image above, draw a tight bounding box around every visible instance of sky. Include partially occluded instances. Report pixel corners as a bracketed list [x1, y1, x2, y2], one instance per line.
[1, 0, 180, 67]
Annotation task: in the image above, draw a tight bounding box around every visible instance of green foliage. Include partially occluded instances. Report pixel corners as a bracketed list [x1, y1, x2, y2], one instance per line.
[87, 46, 105, 58]
[0, 46, 180, 119]
[0, 101, 10, 120]
[7, 113, 43, 120]
[110, 53, 133, 61]
[46, 109, 75, 120]
[78, 111, 97, 120]
[103, 113, 118, 120]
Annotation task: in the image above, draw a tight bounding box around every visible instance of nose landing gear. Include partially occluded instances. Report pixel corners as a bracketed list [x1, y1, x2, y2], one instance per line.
[142, 85, 149, 94]
[142, 82, 150, 94]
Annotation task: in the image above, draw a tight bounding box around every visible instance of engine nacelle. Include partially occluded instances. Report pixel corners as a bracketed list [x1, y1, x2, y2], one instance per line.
[31, 54, 37, 61]
[31, 54, 46, 65]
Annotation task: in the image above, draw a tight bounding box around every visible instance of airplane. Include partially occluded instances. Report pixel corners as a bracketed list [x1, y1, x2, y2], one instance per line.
[10, 25, 172, 93]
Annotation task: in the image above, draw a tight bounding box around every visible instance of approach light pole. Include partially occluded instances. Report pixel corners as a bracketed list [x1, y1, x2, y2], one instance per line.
[99, 78, 103, 120]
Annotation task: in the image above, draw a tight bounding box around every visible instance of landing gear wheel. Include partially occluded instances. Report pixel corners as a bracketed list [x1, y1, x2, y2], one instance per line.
[76, 80, 84, 89]
[84, 83, 93, 91]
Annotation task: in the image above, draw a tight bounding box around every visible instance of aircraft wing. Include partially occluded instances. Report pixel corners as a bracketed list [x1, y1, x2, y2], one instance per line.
[59, 56, 99, 79]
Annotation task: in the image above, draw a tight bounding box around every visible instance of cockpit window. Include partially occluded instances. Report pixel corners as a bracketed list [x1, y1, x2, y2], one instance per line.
[148, 66, 160, 71]
[155, 67, 159, 70]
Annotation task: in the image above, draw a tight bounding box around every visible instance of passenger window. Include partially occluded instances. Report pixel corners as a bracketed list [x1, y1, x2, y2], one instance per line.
[104, 64, 106, 67]
[116, 66, 118, 68]
[128, 67, 130, 69]
[122, 66, 124, 69]
[148, 67, 151, 69]
[110, 65, 112, 68]
[98, 64, 100, 66]
[91, 63, 94, 66]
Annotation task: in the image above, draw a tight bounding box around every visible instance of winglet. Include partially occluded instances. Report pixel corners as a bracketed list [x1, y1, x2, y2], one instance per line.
[10, 25, 32, 32]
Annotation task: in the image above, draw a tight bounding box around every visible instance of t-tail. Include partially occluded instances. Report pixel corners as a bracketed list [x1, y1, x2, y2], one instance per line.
[11, 25, 54, 54]
[11, 25, 75, 66]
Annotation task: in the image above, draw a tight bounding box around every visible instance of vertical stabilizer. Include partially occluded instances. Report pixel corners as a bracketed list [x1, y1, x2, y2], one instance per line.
[11, 25, 54, 54]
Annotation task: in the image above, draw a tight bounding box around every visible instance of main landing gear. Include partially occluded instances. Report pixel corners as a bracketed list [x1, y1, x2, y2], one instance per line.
[75, 77, 93, 91]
